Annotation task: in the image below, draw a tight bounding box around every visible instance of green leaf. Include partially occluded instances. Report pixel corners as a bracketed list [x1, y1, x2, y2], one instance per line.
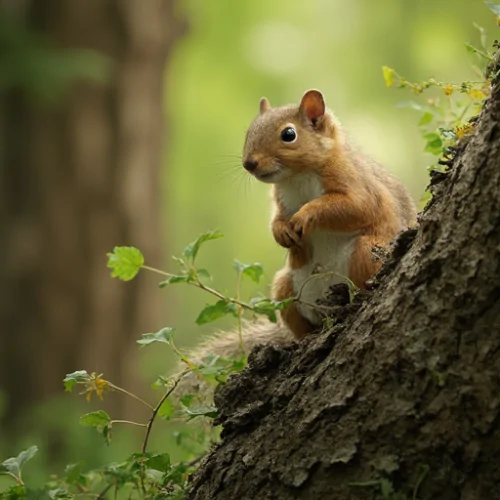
[106, 246, 144, 281]
[145, 453, 171, 472]
[182, 230, 224, 262]
[249, 297, 293, 322]
[158, 275, 190, 288]
[63, 370, 89, 392]
[465, 42, 481, 54]
[418, 111, 434, 126]
[195, 300, 237, 325]
[382, 66, 394, 87]
[79, 410, 110, 427]
[233, 260, 264, 283]
[79, 412, 112, 445]
[1, 446, 38, 476]
[423, 132, 443, 156]
[197, 268, 212, 283]
[64, 462, 85, 484]
[485, 1, 500, 17]
[137, 327, 174, 346]
[158, 398, 175, 420]
[180, 394, 196, 408]
[180, 404, 218, 420]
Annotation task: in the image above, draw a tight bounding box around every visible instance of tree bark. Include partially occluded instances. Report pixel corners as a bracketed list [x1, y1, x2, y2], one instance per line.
[0, 0, 184, 430]
[189, 56, 500, 499]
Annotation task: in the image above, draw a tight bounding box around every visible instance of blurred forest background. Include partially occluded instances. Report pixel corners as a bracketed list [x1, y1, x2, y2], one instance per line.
[0, 0, 495, 484]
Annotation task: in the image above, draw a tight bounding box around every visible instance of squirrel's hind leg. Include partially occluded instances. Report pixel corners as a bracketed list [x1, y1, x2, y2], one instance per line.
[348, 235, 383, 288]
[272, 268, 315, 340]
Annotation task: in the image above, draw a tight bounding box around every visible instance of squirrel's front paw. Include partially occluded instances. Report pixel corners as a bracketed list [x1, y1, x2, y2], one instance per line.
[272, 220, 303, 248]
[289, 210, 316, 237]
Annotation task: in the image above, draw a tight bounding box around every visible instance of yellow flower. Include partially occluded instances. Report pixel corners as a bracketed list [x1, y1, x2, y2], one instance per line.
[83, 374, 110, 402]
[443, 86, 453, 96]
[455, 123, 475, 140]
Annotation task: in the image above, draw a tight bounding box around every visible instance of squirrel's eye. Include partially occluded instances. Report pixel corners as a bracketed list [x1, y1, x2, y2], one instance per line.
[281, 127, 297, 143]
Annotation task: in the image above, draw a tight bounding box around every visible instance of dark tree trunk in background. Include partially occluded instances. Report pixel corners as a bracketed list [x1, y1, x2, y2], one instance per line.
[0, 0, 184, 431]
[189, 56, 500, 499]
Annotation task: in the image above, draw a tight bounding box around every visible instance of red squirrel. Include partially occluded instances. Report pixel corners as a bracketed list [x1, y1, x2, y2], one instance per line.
[175, 90, 417, 398]
[242, 90, 417, 339]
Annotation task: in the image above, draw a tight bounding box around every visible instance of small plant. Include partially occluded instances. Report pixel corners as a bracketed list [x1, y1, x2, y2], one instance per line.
[382, 1, 499, 206]
[1, 229, 337, 499]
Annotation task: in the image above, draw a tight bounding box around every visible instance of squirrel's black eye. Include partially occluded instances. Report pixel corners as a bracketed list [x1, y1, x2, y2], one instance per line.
[281, 127, 297, 143]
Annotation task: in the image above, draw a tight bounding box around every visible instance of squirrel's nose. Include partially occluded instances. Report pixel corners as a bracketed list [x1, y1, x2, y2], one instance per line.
[243, 158, 259, 172]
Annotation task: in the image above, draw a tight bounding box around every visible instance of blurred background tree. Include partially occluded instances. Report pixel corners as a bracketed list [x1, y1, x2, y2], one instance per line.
[0, 0, 185, 443]
[0, 0, 496, 482]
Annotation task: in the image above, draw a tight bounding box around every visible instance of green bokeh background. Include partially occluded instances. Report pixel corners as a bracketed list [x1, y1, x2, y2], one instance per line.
[1, 0, 496, 486]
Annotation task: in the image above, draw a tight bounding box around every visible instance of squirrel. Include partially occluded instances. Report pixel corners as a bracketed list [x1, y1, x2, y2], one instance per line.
[176, 90, 417, 394]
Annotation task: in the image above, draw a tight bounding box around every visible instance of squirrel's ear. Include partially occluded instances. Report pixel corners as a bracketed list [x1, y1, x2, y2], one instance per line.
[299, 90, 325, 125]
[259, 97, 270, 114]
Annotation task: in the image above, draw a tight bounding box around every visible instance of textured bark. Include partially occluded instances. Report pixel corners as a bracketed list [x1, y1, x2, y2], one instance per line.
[189, 59, 500, 499]
[0, 0, 184, 429]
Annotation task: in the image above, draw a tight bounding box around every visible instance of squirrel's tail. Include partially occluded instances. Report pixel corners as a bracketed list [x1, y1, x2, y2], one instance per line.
[174, 319, 294, 400]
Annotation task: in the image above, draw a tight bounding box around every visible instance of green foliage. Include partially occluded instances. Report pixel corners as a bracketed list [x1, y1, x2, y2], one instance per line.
[383, 3, 499, 189]
[63, 371, 90, 392]
[1, 446, 38, 480]
[196, 300, 238, 325]
[106, 247, 144, 281]
[233, 260, 264, 283]
[137, 327, 175, 346]
[182, 230, 224, 264]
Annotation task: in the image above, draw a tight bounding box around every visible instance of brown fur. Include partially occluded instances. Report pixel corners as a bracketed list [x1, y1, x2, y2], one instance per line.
[243, 89, 417, 339]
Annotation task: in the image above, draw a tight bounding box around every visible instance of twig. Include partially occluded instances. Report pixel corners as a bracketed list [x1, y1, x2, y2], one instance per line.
[97, 484, 113, 500]
[194, 279, 252, 311]
[110, 420, 147, 428]
[141, 370, 190, 454]
[0, 472, 24, 486]
[107, 383, 154, 411]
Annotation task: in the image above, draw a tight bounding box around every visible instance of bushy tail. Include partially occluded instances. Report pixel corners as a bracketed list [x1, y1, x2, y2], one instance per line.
[174, 319, 294, 401]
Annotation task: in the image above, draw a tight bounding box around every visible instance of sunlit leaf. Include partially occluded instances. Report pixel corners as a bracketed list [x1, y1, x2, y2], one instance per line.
[106, 246, 144, 281]
[418, 111, 434, 126]
[382, 66, 395, 87]
[137, 327, 175, 346]
[182, 230, 224, 262]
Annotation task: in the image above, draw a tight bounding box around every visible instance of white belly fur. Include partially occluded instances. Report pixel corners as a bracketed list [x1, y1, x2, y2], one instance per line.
[275, 173, 357, 327]
[292, 231, 356, 326]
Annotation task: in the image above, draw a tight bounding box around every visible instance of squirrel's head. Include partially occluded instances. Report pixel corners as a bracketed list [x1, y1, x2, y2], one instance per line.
[242, 89, 343, 183]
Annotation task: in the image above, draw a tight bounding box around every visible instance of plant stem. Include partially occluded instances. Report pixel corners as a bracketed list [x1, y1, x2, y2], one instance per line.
[107, 383, 154, 411]
[0, 472, 24, 486]
[141, 265, 176, 278]
[141, 370, 190, 454]
[192, 279, 252, 311]
[111, 420, 147, 428]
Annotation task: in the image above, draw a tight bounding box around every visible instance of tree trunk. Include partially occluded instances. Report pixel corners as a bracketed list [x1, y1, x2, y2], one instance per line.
[0, 0, 184, 430]
[189, 56, 500, 499]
